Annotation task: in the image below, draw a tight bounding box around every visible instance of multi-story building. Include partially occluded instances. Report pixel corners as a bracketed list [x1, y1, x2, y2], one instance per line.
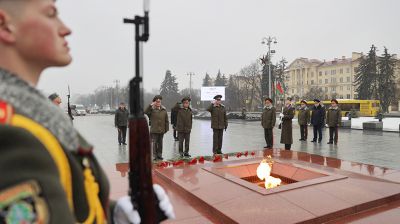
[285, 52, 365, 100]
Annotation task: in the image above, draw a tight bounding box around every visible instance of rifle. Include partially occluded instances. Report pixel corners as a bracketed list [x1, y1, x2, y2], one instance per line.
[124, 1, 162, 223]
[67, 85, 74, 122]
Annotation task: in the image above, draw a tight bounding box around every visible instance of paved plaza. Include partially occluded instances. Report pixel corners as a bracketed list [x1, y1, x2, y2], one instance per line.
[74, 114, 400, 170]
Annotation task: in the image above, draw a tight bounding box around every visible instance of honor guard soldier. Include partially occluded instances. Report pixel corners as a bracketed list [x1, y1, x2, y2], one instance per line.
[207, 95, 228, 155]
[261, 98, 276, 149]
[0, 1, 173, 223]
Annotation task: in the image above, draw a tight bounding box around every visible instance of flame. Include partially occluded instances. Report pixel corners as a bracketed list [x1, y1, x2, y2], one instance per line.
[256, 157, 282, 189]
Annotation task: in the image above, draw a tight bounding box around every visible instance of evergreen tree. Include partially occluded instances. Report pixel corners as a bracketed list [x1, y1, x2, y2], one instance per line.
[202, 73, 213, 86]
[354, 45, 378, 99]
[377, 47, 397, 113]
[214, 70, 227, 86]
[225, 75, 241, 110]
[160, 70, 180, 108]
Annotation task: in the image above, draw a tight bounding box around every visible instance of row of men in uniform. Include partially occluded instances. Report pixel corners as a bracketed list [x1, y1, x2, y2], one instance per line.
[144, 94, 227, 160]
[262, 98, 342, 150]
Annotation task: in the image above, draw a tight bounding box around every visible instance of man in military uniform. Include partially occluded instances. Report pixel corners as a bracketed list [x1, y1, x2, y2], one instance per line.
[298, 100, 310, 141]
[176, 97, 193, 157]
[261, 98, 276, 149]
[280, 97, 295, 150]
[326, 99, 342, 144]
[114, 102, 129, 145]
[311, 99, 325, 143]
[144, 95, 169, 160]
[0, 1, 174, 223]
[48, 93, 62, 106]
[207, 95, 228, 155]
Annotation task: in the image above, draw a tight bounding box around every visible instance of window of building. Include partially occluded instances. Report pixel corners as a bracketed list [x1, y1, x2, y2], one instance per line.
[332, 87, 336, 91]
[325, 79, 328, 84]
[311, 72, 314, 77]
[331, 70, 336, 75]
[292, 89, 294, 94]
[340, 95, 343, 99]
[347, 86, 351, 90]
[311, 80, 314, 84]
[325, 71, 328, 75]
[319, 80, 322, 84]
[340, 86, 343, 90]
[319, 71, 322, 76]
[325, 87, 328, 92]
[346, 68, 350, 73]
[347, 77, 350, 82]
[347, 94, 351, 99]
[340, 77, 343, 83]
[339, 68, 343, 74]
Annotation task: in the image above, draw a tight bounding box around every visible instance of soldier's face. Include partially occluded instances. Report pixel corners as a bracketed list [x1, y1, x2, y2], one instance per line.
[154, 99, 161, 107]
[53, 96, 61, 106]
[183, 101, 189, 108]
[331, 102, 337, 107]
[8, 0, 72, 68]
[301, 103, 306, 107]
[265, 100, 271, 106]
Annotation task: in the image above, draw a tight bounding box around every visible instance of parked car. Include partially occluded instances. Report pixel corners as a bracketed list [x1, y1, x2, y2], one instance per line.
[71, 104, 87, 116]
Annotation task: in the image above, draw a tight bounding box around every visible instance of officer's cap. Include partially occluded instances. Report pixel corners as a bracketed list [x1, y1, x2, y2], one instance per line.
[48, 93, 59, 101]
[213, 95, 223, 100]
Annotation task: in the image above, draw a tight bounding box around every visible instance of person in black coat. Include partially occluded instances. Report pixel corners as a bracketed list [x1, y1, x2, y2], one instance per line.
[171, 102, 181, 141]
[310, 99, 325, 143]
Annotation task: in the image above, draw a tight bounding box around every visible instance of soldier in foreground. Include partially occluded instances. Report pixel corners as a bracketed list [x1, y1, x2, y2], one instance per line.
[0, 0, 174, 223]
[207, 95, 228, 155]
[261, 97, 276, 149]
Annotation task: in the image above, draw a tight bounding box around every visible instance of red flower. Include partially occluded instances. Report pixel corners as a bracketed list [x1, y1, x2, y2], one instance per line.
[213, 155, 222, 162]
[236, 152, 242, 158]
[188, 158, 198, 165]
[173, 160, 184, 167]
[244, 151, 249, 157]
[251, 151, 256, 156]
[198, 156, 205, 163]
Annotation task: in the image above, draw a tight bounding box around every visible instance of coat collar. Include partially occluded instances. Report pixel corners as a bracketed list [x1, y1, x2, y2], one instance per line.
[0, 68, 80, 152]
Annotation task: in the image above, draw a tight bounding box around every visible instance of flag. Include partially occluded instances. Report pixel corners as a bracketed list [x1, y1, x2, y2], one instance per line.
[276, 82, 284, 95]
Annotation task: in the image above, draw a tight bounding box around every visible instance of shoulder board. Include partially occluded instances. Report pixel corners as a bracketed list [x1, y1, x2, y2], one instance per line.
[0, 100, 14, 124]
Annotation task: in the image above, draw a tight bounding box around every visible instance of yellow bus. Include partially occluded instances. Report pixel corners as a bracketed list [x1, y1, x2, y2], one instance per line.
[294, 99, 380, 117]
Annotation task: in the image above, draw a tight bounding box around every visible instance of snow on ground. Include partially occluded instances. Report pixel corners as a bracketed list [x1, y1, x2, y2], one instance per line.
[349, 117, 400, 132]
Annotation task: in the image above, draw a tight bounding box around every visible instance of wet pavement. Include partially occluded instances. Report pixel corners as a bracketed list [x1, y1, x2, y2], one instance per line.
[74, 114, 400, 170]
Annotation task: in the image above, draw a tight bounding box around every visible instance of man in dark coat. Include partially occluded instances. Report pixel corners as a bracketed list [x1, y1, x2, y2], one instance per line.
[171, 102, 180, 141]
[326, 99, 342, 144]
[176, 97, 193, 157]
[207, 95, 228, 155]
[298, 100, 310, 141]
[311, 99, 326, 143]
[114, 102, 129, 145]
[261, 98, 276, 148]
[144, 95, 169, 160]
[280, 97, 295, 150]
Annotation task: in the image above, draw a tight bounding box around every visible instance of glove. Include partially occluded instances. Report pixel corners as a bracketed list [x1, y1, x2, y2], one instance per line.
[113, 184, 175, 224]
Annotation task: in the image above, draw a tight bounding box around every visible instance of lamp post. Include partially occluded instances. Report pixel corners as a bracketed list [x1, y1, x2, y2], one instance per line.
[261, 36, 277, 98]
[187, 72, 195, 99]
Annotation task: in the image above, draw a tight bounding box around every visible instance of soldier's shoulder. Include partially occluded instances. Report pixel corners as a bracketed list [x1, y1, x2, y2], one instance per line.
[0, 100, 14, 125]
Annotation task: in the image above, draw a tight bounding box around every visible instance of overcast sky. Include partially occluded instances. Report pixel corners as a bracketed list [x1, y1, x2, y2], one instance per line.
[38, 0, 400, 99]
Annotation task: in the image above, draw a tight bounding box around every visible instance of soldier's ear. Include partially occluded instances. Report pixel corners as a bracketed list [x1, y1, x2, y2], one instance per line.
[0, 10, 16, 44]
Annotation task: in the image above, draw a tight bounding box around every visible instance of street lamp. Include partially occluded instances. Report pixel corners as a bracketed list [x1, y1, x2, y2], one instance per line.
[261, 36, 278, 98]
